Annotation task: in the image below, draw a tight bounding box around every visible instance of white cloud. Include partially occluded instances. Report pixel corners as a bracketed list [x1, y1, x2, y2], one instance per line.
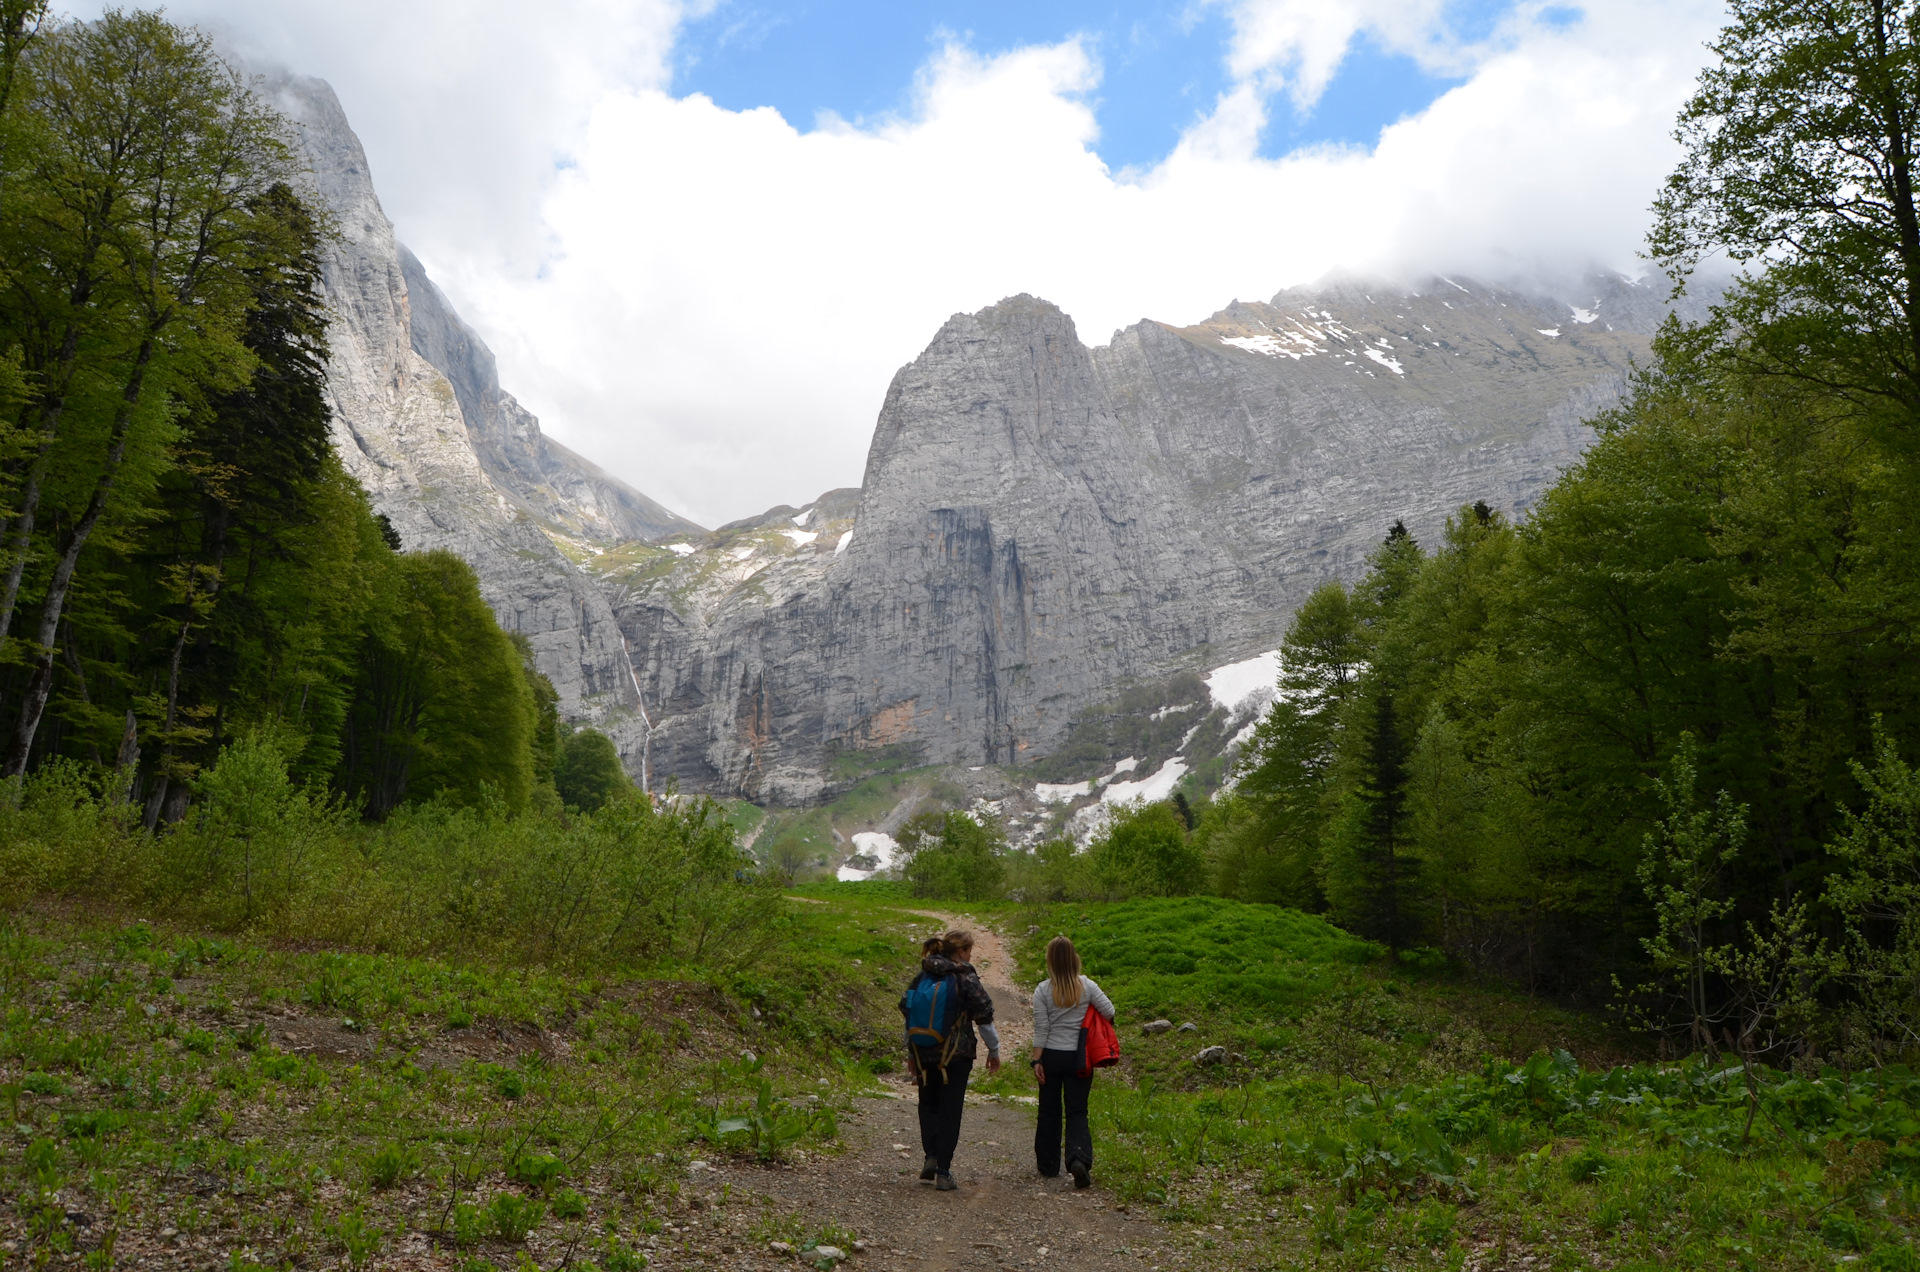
[466, 1, 1721, 524]
[62, 0, 1727, 528]
[65, 0, 688, 277]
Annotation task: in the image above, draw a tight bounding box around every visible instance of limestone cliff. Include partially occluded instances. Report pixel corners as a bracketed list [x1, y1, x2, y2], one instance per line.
[258, 68, 1685, 803]
[258, 69, 647, 718]
[599, 279, 1667, 799]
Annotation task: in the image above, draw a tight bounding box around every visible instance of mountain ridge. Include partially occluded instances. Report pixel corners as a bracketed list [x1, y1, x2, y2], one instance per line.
[263, 66, 1695, 806]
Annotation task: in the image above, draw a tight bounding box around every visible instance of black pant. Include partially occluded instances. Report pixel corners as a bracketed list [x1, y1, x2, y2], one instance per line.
[1034, 1048, 1093, 1176]
[915, 1055, 973, 1173]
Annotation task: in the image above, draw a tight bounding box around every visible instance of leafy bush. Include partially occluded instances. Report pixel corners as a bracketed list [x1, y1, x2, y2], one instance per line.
[897, 811, 1005, 901]
[364, 1144, 420, 1190]
[1089, 801, 1206, 898]
[507, 1152, 563, 1191]
[1, 738, 781, 976]
[485, 1192, 546, 1243]
[554, 728, 632, 813]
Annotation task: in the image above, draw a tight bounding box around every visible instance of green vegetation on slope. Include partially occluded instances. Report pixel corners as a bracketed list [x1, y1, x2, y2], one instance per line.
[964, 892, 1918, 1269]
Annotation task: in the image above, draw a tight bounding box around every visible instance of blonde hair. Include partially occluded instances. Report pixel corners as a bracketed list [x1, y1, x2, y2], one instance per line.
[943, 929, 974, 955]
[1046, 936, 1082, 1009]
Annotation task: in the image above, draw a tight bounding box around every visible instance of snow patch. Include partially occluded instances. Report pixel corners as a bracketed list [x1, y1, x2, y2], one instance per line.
[1362, 348, 1405, 376]
[728, 545, 756, 561]
[1535, 328, 1561, 339]
[836, 831, 899, 882]
[1441, 277, 1471, 293]
[1207, 650, 1280, 712]
[1035, 781, 1091, 804]
[1151, 702, 1197, 721]
[834, 530, 852, 555]
[792, 508, 812, 527]
[665, 543, 695, 556]
[1101, 758, 1189, 806]
[1570, 306, 1597, 324]
[1094, 757, 1139, 787]
[780, 527, 819, 546]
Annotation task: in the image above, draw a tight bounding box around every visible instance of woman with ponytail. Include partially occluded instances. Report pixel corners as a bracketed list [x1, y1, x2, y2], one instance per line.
[1029, 935, 1114, 1187]
[900, 930, 999, 1191]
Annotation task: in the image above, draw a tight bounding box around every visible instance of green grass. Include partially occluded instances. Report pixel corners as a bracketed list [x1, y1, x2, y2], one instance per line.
[965, 893, 1920, 1269]
[7, 876, 1915, 1271]
[1034, 896, 1380, 1016]
[0, 888, 946, 1270]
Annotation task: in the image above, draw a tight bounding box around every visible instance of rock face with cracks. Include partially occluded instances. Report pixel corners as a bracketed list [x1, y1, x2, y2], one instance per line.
[264, 70, 1695, 801]
[605, 280, 1676, 800]
[258, 69, 656, 725]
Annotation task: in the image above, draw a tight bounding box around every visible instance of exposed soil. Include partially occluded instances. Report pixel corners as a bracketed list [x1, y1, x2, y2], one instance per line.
[683, 1094, 1210, 1272]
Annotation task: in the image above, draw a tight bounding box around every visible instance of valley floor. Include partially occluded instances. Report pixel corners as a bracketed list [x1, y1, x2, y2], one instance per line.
[2, 890, 1914, 1271]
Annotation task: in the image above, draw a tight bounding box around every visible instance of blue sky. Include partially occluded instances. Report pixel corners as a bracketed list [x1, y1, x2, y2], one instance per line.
[674, 1, 1516, 170]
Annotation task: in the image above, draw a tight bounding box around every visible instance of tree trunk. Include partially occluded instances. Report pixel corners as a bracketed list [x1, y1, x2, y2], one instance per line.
[110, 708, 139, 805]
[4, 338, 152, 778]
[143, 564, 218, 832]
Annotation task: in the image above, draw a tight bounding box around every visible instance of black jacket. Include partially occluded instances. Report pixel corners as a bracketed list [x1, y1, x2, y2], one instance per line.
[900, 954, 996, 1061]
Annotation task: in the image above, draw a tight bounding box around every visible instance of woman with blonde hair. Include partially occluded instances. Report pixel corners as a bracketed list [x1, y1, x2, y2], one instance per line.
[1030, 935, 1114, 1188]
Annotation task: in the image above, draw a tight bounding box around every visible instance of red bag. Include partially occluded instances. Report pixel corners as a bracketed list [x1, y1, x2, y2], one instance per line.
[1078, 1004, 1120, 1078]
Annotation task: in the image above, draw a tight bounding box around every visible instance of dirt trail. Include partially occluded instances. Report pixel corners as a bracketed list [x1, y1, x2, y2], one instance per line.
[656, 912, 1223, 1272]
[908, 908, 1030, 1056]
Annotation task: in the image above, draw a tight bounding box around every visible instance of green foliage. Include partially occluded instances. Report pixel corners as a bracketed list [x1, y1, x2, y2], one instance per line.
[0, 9, 301, 774]
[340, 550, 539, 816]
[1826, 728, 1920, 1051]
[897, 810, 1005, 901]
[507, 1151, 563, 1191]
[0, 10, 551, 825]
[484, 1192, 545, 1243]
[554, 727, 631, 813]
[1019, 896, 1378, 1020]
[363, 1143, 419, 1190]
[1651, 0, 1920, 423]
[0, 741, 779, 970]
[694, 1070, 838, 1161]
[1089, 800, 1205, 898]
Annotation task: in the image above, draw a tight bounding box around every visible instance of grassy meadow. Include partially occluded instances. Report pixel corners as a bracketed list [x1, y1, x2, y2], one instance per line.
[1, 771, 1914, 1272]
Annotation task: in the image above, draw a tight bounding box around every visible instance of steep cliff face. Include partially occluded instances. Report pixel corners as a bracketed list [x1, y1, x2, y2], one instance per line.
[258, 68, 1681, 803]
[397, 247, 701, 546]
[602, 280, 1661, 799]
[259, 70, 646, 718]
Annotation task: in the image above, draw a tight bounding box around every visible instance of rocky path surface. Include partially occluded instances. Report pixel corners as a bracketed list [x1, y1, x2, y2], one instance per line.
[644, 914, 1230, 1272]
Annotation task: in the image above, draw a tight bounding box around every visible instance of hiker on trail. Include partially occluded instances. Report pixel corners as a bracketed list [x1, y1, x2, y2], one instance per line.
[1030, 935, 1115, 1189]
[900, 929, 999, 1193]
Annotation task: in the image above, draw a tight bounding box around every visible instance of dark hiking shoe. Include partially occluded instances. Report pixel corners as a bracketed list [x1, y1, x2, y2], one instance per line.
[920, 1156, 938, 1181]
[1069, 1159, 1092, 1189]
[935, 1173, 958, 1192]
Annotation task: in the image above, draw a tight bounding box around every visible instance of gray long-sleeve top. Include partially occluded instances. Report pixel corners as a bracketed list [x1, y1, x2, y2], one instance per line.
[1030, 976, 1115, 1053]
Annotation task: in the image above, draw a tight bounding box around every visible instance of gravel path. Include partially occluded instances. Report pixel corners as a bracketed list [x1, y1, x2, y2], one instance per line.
[643, 915, 1228, 1272]
[689, 1093, 1198, 1272]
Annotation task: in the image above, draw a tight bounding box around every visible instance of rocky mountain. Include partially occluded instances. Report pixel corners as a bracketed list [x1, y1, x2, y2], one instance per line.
[397, 247, 701, 547]
[262, 69, 1691, 807]
[597, 277, 1673, 802]
[258, 69, 656, 719]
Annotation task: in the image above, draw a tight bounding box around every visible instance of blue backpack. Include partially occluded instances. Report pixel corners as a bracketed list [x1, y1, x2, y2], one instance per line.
[901, 972, 967, 1082]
